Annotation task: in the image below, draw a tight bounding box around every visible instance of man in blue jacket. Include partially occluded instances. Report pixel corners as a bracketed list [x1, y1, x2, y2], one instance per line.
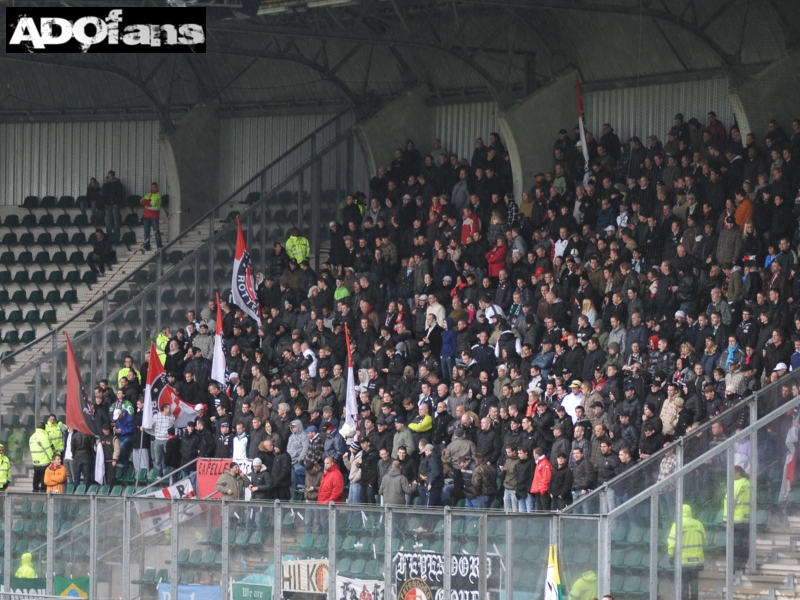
[113, 409, 135, 471]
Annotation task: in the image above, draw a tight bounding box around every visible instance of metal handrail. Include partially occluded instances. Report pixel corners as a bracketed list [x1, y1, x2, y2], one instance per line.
[563, 368, 796, 514]
[0, 110, 352, 368]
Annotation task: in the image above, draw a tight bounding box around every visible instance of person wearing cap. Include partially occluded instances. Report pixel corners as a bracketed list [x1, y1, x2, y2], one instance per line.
[245, 457, 272, 531]
[561, 381, 584, 424]
[215, 419, 233, 459]
[215, 461, 251, 500]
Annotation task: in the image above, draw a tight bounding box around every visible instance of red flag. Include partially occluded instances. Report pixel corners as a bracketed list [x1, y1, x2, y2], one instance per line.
[65, 333, 99, 436]
[146, 341, 197, 429]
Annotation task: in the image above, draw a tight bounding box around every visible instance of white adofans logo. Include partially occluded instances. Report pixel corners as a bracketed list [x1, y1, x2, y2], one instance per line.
[9, 10, 205, 51]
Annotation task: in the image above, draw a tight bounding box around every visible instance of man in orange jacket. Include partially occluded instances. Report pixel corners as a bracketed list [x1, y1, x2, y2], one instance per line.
[530, 447, 553, 511]
[318, 456, 344, 504]
[44, 454, 68, 494]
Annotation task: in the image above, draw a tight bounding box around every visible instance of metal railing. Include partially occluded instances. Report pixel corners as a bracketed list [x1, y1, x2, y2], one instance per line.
[564, 369, 797, 515]
[0, 112, 362, 416]
[0, 110, 355, 371]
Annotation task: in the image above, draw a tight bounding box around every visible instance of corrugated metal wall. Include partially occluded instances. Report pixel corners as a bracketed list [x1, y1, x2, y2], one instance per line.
[218, 113, 339, 201]
[435, 102, 500, 163]
[0, 120, 167, 206]
[583, 78, 735, 144]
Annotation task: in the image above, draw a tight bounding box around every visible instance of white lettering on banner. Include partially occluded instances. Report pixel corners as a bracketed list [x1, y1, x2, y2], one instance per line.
[394, 552, 493, 599]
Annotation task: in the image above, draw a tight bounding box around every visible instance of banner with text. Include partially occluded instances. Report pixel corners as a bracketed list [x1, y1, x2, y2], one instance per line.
[0, 578, 46, 600]
[394, 551, 496, 600]
[230, 582, 271, 600]
[282, 559, 329, 594]
[136, 477, 202, 535]
[197, 458, 252, 499]
[157, 583, 221, 600]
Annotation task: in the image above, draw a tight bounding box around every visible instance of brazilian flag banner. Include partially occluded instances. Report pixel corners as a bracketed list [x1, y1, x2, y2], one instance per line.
[54, 576, 90, 599]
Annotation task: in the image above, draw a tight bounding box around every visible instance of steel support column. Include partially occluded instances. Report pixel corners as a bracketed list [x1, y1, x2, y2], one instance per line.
[649, 494, 659, 600]
[46, 493, 54, 595]
[383, 508, 393, 599]
[273, 502, 282, 600]
[327, 504, 337, 600]
[90, 494, 98, 600]
[123, 496, 132, 600]
[171, 497, 179, 600]
[443, 508, 452, 599]
[748, 401, 758, 574]
[4, 494, 12, 591]
[725, 447, 735, 600]
[222, 500, 230, 595]
[478, 514, 488, 599]
[597, 514, 611, 596]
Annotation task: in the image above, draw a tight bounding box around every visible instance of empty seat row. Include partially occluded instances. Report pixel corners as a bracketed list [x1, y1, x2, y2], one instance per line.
[21, 194, 169, 210]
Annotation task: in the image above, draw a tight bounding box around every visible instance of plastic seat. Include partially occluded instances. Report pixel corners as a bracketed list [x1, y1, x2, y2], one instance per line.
[35, 251, 51, 265]
[22, 196, 39, 209]
[121, 231, 137, 246]
[54, 232, 70, 246]
[55, 214, 72, 228]
[38, 214, 54, 227]
[11, 290, 27, 304]
[30, 270, 46, 284]
[24, 310, 41, 325]
[69, 251, 85, 264]
[21, 214, 37, 227]
[73, 214, 89, 227]
[71, 232, 87, 245]
[17, 252, 32, 265]
[42, 310, 57, 324]
[40, 195, 56, 208]
[132, 568, 156, 585]
[57, 196, 75, 209]
[63, 290, 78, 304]
[1, 233, 18, 245]
[52, 251, 67, 263]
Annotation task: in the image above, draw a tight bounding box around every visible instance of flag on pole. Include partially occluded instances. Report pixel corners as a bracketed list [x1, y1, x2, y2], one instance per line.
[94, 439, 105, 485]
[65, 332, 100, 436]
[211, 293, 228, 387]
[145, 341, 197, 429]
[343, 324, 358, 435]
[576, 77, 591, 188]
[231, 216, 261, 324]
[544, 545, 563, 600]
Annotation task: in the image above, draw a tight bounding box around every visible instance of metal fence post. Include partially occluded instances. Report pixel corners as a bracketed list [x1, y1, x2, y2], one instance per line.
[650, 494, 659, 600]
[90, 333, 97, 392]
[123, 496, 132, 600]
[272, 501, 281, 600]
[674, 461, 683, 600]
[748, 400, 758, 574]
[102, 291, 108, 386]
[597, 514, 611, 596]
[222, 500, 230, 596]
[140, 294, 147, 359]
[4, 493, 12, 591]
[259, 200, 266, 276]
[156, 279, 163, 334]
[478, 514, 488, 600]
[443, 508, 452, 599]
[506, 517, 514, 600]
[46, 493, 54, 595]
[170, 497, 178, 600]
[327, 504, 337, 600]
[384, 508, 393, 599]
[725, 446, 735, 600]
[208, 240, 215, 299]
[90, 494, 98, 600]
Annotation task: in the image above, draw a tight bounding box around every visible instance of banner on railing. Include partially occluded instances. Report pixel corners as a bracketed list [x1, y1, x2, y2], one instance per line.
[282, 559, 329, 593]
[197, 458, 252, 499]
[54, 576, 90, 598]
[157, 583, 221, 600]
[335, 577, 384, 600]
[0, 578, 46, 599]
[230, 581, 271, 600]
[394, 551, 495, 600]
[136, 477, 201, 534]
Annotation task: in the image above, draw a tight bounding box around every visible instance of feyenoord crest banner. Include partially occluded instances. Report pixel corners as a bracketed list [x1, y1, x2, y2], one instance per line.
[143, 341, 197, 431]
[231, 217, 261, 324]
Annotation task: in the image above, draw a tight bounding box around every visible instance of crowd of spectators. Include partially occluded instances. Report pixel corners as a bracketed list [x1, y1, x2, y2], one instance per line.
[53, 115, 800, 513]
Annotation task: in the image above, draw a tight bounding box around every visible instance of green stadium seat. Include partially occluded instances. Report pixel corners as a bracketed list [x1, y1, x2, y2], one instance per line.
[64, 270, 81, 284]
[2, 233, 18, 245]
[126, 195, 141, 209]
[73, 214, 89, 227]
[38, 233, 53, 246]
[167, 251, 183, 264]
[200, 550, 216, 567]
[55, 214, 72, 228]
[34, 251, 51, 265]
[132, 568, 156, 585]
[52, 251, 67, 263]
[3, 331, 19, 344]
[31, 271, 46, 284]
[86, 484, 99, 494]
[42, 310, 57, 325]
[82, 271, 97, 286]
[222, 211, 239, 224]
[62, 289, 78, 304]
[110, 486, 123, 496]
[121, 231, 136, 247]
[74, 485, 86, 495]
[17, 252, 32, 265]
[40, 196, 56, 208]
[54, 232, 69, 246]
[29, 290, 44, 305]
[179, 572, 194, 585]
[4, 215, 20, 228]
[71, 232, 87, 245]
[0, 309, 6, 323]
[122, 213, 140, 227]
[21, 214, 37, 228]
[38, 214, 54, 227]
[11, 290, 27, 304]
[24, 310, 41, 325]
[22, 196, 39, 209]
[99, 485, 110, 495]
[20, 330, 36, 344]
[244, 192, 260, 205]
[0, 252, 14, 264]
[57, 196, 75, 209]
[7, 309, 23, 323]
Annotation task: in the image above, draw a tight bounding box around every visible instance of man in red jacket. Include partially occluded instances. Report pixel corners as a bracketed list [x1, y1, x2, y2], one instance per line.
[317, 457, 344, 504]
[530, 447, 553, 511]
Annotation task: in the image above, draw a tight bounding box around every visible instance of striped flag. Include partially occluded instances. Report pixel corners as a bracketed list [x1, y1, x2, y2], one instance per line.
[544, 545, 562, 600]
[576, 77, 591, 187]
[145, 341, 197, 429]
[211, 293, 227, 387]
[343, 324, 358, 435]
[231, 217, 261, 324]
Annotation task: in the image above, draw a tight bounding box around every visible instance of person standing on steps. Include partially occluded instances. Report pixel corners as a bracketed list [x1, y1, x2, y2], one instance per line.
[668, 504, 706, 600]
[101, 170, 124, 242]
[286, 227, 311, 264]
[141, 182, 163, 252]
[29, 422, 54, 493]
[0, 444, 11, 490]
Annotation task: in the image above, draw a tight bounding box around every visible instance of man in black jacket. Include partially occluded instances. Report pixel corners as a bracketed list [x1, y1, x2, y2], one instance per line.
[516, 446, 535, 512]
[179, 422, 200, 478]
[271, 442, 292, 500]
[596, 437, 621, 507]
[549, 453, 573, 510]
[101, 170, 124, 241]
[195, 419, 215, 459]
[87, 228, 115, 276]
[570, 447, 596, 513]
[476, 417, 501, 465]
[246, 458, 273, 533]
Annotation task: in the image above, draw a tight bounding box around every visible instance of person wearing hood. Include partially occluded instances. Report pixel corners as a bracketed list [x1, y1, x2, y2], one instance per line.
[15, 552, 37, 578]
[318, 456, 344, 504]
[567, 571, 598, 600]
[215, 462, 251, 499]
[287, 419, 309, 492]
[379, 460, 417, 506]
[113, 407, 135, 470]
[668, 504, 706, 600]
